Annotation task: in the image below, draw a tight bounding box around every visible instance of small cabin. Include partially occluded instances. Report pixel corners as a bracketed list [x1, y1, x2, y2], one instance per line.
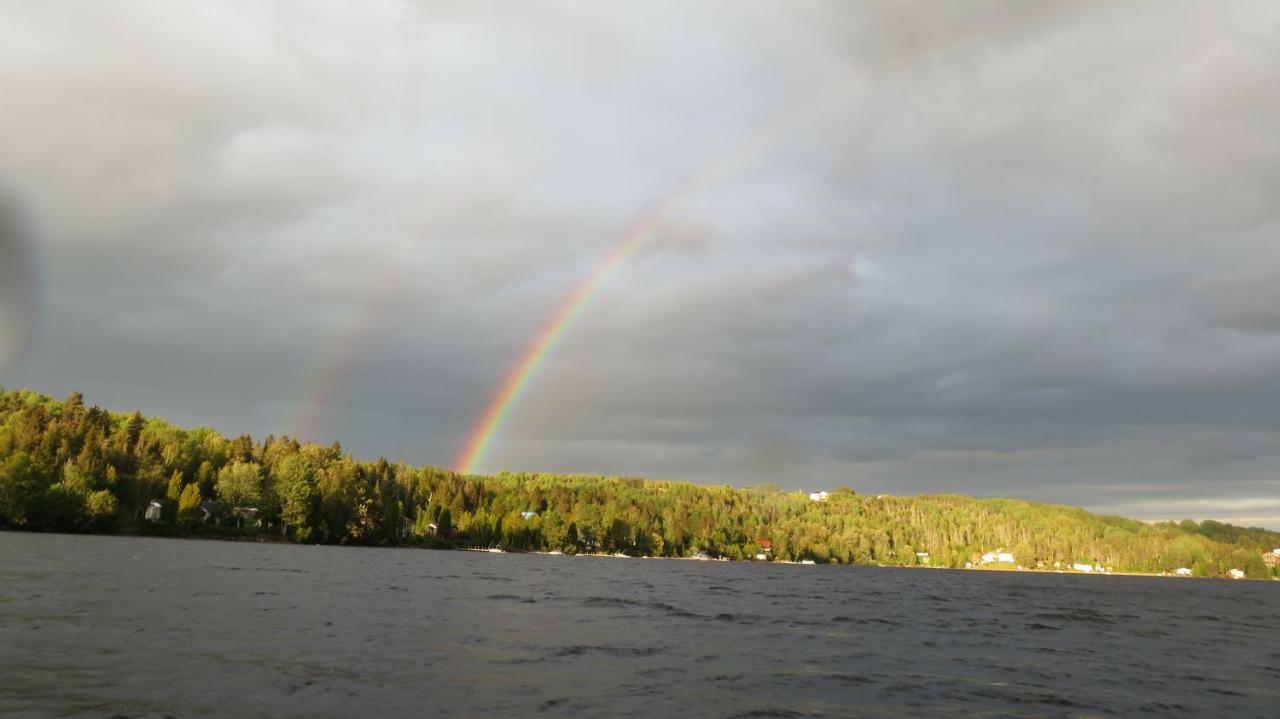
[1175, 567, 1193, 576]
[755, 540, 773, 561]
[425, 522, 439, 537]
[1226, 568, 1246, 580]
[144, 499, 166, 522]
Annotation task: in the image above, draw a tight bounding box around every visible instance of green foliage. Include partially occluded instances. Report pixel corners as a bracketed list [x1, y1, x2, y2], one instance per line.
[166, 471, 184, 502]
[0, 451, 43, 526]
[86, 489, 117, 516]
[177, 482, 202, 524]
[215, 461, 262, 508]
[0, 388, 1278, 578]
[85, 489, 118, 529]
[276, 454, 317, 541]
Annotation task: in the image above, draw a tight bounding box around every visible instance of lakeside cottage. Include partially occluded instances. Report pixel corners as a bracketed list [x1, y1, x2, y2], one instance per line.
[1227, 568, 1246, 580]
[755, 539, 773, 560]
[144, 499, 166, 522]
[425, 522, 439, 537]
[981, 551, 1015, 564]
[1072, 563, 1094, 573]
[1175, 567, 1193, 577]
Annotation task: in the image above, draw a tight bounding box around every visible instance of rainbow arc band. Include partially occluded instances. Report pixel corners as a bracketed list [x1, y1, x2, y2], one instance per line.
[452, 78, 860, 475]
[453, 206, 671, 475]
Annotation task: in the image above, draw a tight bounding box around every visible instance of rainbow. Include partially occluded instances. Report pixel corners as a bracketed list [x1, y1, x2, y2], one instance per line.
[286, 280, 392, 444]
[453, 81, 861, 475]
[453, 198, 680, 475]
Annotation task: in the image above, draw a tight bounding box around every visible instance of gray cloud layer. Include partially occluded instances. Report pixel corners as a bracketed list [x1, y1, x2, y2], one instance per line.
[2, 1, 1278, 526]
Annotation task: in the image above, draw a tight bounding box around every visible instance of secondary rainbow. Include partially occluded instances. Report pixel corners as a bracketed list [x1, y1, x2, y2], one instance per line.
[286, 280, 392, 444]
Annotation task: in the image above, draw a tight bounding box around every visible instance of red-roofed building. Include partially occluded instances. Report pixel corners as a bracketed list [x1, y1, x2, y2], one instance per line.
[756, 539, 773, 560]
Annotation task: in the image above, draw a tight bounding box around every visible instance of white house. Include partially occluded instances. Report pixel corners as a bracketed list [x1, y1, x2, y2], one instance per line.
[1072, 563, 1094, 573]
[1226, 568, 1246, 580]
[981, 551, 1015, 564]
[808, 491, 829, 501]
[1175, 567, 1193, 576]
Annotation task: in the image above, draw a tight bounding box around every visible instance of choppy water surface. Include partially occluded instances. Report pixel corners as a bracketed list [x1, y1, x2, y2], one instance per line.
[2, 533, 1278, 718]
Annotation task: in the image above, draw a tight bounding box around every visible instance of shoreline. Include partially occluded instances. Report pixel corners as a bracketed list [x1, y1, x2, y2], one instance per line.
[3, 527, 1275, 581]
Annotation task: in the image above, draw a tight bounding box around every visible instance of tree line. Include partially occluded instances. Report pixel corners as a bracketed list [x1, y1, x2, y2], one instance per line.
[1, 388, 1277, 578]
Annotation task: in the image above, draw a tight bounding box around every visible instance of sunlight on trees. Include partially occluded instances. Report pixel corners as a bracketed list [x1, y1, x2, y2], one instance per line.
[0, 387, 1277, 578]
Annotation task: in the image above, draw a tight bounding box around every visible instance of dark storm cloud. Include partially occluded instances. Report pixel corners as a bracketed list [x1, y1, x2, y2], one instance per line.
[1, 1, 1278, 526]
[0, 188, 38, 369]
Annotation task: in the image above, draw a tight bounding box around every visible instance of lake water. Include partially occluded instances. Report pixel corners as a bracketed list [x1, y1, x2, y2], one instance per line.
[2, 533, 1278, 718]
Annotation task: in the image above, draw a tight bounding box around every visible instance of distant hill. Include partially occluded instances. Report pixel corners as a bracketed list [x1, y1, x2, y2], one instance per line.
[2, 387, 1277, 578]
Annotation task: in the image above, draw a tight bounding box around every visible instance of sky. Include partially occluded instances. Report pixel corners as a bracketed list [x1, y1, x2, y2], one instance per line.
[1, 1, 1279, 528]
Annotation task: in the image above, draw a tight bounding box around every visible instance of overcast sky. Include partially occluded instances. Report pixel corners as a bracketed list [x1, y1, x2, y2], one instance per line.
[2, 1, 1279, 527]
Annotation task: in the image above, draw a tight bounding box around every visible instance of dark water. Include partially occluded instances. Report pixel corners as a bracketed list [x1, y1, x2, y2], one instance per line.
[2, 533, 1278, 718]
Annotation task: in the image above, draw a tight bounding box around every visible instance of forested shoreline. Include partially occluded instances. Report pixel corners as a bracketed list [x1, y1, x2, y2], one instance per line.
[1, 388, 1277, 578]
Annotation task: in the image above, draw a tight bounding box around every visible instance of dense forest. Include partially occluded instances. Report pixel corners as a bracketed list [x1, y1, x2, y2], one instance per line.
[1, 388, 1277, 579]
